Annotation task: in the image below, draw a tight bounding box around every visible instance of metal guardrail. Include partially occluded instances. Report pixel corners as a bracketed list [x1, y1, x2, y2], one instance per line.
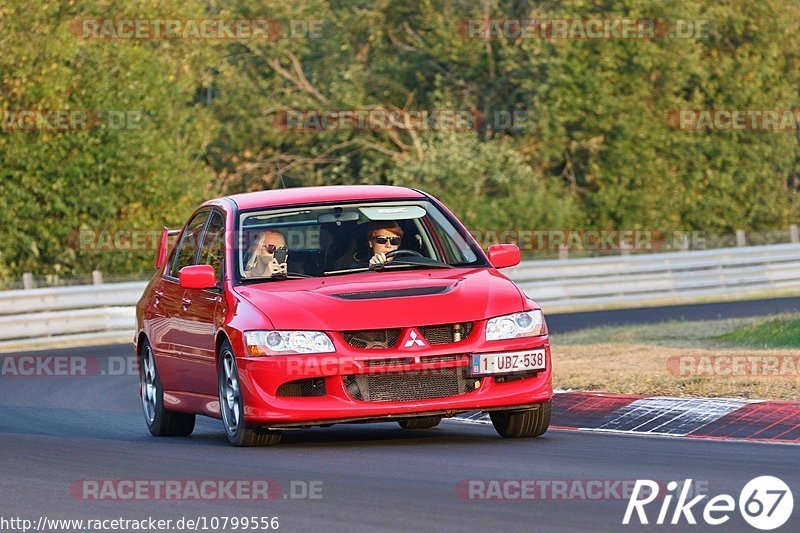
[508, 242, 800, 310]
[0, 282, 147, 316]
[0, 307, 134, 341]
[3, 243, 800, 350]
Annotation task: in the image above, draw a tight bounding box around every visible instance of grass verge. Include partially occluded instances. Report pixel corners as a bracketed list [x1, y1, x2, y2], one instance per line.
[551, 315, 800, 400]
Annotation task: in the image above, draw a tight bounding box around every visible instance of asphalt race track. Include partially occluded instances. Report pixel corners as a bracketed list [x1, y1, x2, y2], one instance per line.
[546, 295, 800, 333]
[2, 340, 798, 533]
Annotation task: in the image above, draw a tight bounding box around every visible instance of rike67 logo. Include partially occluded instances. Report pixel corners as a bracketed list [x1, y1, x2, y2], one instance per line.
[623, 477, 793, 530]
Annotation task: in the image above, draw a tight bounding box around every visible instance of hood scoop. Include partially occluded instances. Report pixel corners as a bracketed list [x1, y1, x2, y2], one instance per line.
[332, 286, 451, 300]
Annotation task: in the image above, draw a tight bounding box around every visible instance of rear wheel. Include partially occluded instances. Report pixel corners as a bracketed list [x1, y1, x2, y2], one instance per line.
[398, 416, 442, 429]
[218, 341, 282, 447]
[139, 339, 195, 437]
[490, 400, 551, 438]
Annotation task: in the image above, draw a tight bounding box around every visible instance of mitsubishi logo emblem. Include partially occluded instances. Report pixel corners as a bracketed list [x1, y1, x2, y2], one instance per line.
[403, 330, 426, 348]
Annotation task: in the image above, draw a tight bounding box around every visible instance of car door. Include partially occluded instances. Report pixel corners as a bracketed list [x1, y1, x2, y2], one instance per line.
[178, 209, 226, 395]
[155, 210, 210, 391]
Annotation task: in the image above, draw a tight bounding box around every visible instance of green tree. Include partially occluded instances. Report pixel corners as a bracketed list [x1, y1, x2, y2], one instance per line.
[0, 0, 215, 278]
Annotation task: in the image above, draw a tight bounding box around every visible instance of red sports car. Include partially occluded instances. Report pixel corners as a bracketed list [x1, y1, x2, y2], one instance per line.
[136, 185, 552, 446]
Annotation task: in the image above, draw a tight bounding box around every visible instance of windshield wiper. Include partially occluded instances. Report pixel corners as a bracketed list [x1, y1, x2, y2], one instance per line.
[323, 267, 370, 276]
[245, 273, 311, 281]
[373, 260, 451, 271]
[271, 273, 311, 279]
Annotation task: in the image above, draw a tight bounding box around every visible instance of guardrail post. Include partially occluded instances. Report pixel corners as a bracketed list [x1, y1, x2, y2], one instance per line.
[92, 270, 103, 285]
[558, 244, 568, 260]
[22, 273, 33, 290]
[791, 224, 799, 243]
[736, 230, 746, 247]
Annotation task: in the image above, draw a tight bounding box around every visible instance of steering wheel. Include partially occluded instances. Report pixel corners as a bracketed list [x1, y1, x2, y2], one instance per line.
[386, 249, 424, 259]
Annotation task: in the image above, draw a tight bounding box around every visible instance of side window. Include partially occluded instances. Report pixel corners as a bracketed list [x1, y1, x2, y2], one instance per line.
[199, 211, 225, 285]
[169, 211, 210, 277]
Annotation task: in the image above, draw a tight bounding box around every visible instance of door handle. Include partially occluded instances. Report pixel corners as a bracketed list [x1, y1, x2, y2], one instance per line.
[154, 290, 164, 305]
[181, 297, 192, 309]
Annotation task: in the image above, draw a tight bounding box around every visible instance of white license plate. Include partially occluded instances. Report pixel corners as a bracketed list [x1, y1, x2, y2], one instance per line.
[471, 349, 546, 376]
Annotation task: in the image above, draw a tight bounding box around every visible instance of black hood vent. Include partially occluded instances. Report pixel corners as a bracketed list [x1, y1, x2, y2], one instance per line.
[332, 286, 450, 300]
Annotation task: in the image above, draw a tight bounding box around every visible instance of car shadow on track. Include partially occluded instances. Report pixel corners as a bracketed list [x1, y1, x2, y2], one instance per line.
[0, 405, 557, 448]
[182, 420, 525, 449]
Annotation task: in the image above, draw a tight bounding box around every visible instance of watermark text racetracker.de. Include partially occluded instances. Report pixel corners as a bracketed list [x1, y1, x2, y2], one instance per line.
[667, 355, 800, 378]
[71, 18, 323, 40]
[274, 108, 527, 132]
[75, 229, 175, 252]
[669, 109, 800, 131]
[0, 110, 143, 131]
[457, 18, 713, 40]
[456, 479, 707, 501]
[69, 479, 323, 500]
[0, 354, 138, 377]
[468, 229, 705, 252]
[74, 228, 313, 251]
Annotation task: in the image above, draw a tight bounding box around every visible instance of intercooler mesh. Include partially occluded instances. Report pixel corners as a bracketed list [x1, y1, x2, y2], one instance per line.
[344, 368, 477, 402]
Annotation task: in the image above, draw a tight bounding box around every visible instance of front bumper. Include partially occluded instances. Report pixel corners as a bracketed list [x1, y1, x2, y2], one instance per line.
[236, 335, 553, 427]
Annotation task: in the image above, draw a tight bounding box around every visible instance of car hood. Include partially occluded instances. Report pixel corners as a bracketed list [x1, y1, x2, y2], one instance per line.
[234, 268, 528, 331]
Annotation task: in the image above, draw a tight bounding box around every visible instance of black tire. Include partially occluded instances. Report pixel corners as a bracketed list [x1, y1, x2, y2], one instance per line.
[398, 416, 442, 429]
[218, 340, 282, 447]
[489, 400, 551, 438]
[139, 339, 195, 437]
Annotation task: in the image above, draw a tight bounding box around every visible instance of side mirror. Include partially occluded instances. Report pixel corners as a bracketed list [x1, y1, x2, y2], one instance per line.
[179, 265, 218, 290]
[487, 244, 521, 269]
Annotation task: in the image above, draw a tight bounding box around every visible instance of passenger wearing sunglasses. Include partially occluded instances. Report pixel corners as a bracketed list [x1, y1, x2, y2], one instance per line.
[359, 221, 404, 267]
[244, 230, 289, 278]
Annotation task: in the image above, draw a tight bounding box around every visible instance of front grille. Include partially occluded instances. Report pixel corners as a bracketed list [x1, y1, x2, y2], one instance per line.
[342, 323, 473, 349]
[276, 378, 326, 397]
[419, 322, 474, 345]
[343, 368, 478, 402]
[342, 329, 401, 349]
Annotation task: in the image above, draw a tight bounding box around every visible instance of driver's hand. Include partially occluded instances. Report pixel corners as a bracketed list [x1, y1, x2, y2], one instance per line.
[266, 259, 287, 277]
[369, 252, 388, 266]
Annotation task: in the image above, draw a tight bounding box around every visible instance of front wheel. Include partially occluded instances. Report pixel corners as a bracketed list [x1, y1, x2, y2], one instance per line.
[139, 339, 195, 437]
[490, 400, 551, 438]
[218, 341, 281, 447]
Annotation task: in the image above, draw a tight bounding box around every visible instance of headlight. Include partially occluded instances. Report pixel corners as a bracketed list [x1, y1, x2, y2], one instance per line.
[485, 310, 546, 341]
[245, 330, 335, 356]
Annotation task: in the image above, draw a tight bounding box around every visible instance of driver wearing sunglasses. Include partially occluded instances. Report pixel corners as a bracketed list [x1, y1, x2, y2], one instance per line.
[244, 229, 289, 278]
[366, 221, 404, 267]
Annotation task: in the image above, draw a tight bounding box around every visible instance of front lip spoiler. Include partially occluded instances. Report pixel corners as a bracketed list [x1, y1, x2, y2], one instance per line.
[255, 402, 547, 429]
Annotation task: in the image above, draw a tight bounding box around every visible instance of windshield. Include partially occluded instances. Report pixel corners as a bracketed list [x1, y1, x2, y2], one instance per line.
[237, 200, 484, 281]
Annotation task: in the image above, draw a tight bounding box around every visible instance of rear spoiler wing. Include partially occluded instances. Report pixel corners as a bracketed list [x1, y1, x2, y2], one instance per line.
[155, 227, 181, 268]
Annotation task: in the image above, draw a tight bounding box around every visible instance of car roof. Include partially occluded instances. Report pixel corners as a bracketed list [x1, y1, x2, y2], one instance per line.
[221, 185, 427, 211]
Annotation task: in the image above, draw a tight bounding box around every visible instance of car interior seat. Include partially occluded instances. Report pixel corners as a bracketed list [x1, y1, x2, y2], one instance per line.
[319, 221, 359, 272]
